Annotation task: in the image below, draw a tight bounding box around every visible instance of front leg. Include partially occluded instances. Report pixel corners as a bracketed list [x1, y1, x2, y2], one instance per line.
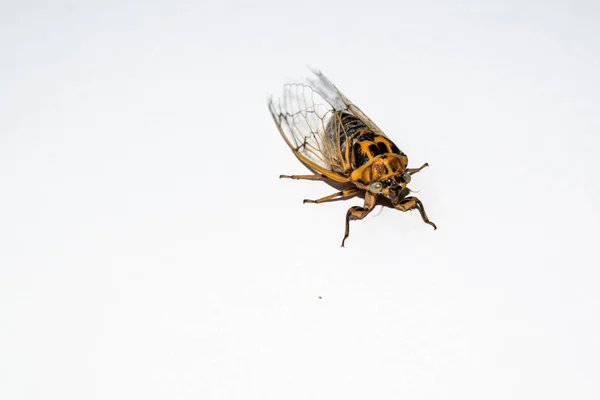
[304, 187, 361, 204]
[406, 162, 429, 176]
[342, 191, 377, 247]
[394, 196, 437, 230]
[279, 173, 326, 180]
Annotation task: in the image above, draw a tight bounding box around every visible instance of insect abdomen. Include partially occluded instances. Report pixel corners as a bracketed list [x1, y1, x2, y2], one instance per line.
[329, 111, 368, 153]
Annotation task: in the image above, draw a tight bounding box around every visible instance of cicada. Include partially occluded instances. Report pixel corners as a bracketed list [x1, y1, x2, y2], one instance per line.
[269, 69, 436, 246]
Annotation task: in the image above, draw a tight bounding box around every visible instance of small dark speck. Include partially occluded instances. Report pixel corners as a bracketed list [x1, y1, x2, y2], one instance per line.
[318, 296, 322, 299]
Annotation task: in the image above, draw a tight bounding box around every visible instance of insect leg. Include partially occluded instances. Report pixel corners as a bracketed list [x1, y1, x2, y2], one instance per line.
[279, 174, 327, 180]
[406, 163, 429, 175]
[342, 192, 377, 247]
[303, 187, 361, 204]
[394, 196, 437, 230]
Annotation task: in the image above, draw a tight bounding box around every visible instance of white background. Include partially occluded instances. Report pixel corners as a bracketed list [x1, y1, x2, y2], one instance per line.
[1, 1, 599, 399]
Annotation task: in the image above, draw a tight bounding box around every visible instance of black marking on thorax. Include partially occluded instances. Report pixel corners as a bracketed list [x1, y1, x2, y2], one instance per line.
[368, 142, 390, 156]
[334, 111, 404, 169]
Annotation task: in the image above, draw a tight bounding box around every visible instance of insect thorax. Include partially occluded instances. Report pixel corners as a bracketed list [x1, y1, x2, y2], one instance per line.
[324, 111, 407, 180]
[349, 154, 408, 186]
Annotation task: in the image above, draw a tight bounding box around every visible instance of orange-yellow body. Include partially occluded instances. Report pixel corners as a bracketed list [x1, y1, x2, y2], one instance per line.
[269, 69, 436, 246]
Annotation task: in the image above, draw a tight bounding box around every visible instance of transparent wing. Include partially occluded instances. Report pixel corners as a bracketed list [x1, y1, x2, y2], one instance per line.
[306, 68, 389, 138]
[269, 69, 390, 176]
[269, 79, 346, 174]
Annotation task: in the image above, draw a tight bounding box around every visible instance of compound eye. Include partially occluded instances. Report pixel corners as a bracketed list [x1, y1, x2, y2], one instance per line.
[402, 172, 411, 184]
[370, 182, 383, 193]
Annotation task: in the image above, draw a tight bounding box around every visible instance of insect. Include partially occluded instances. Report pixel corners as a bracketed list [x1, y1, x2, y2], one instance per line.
[269, 69, 436, 246]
